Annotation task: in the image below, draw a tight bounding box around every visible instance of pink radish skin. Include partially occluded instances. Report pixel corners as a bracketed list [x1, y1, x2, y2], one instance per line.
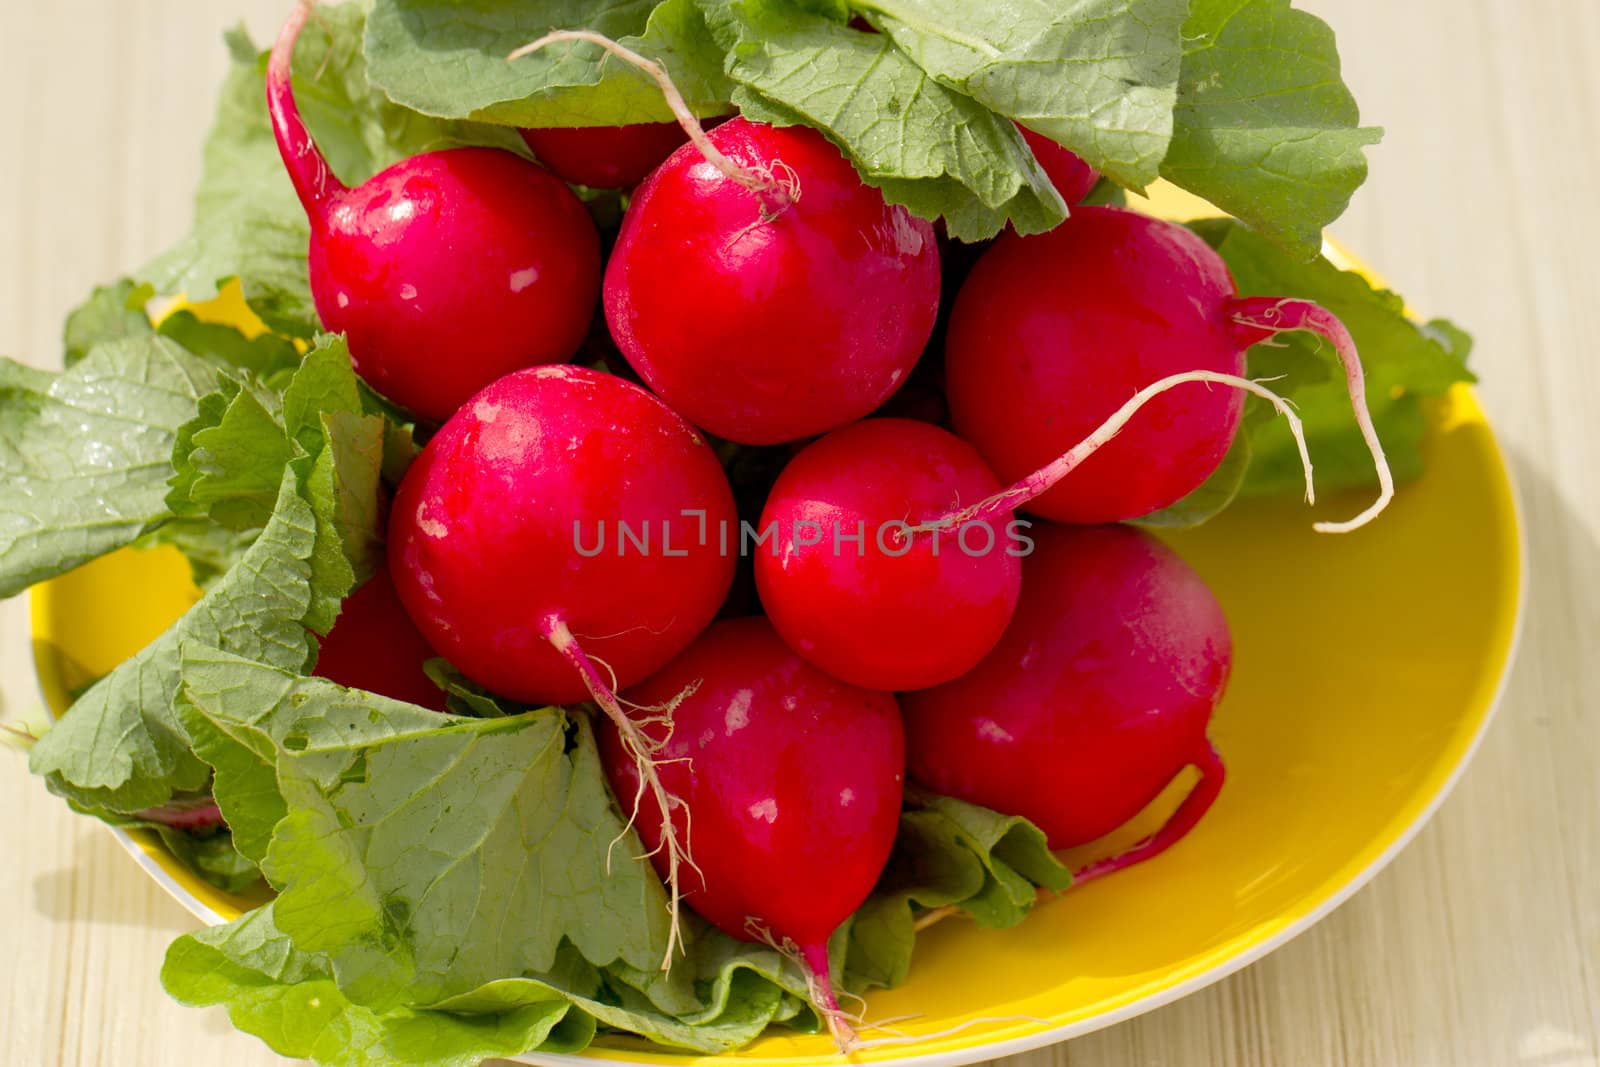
[946, 206, 1391, 527]
[387, 365, 735, 705]
[268, 5, 600, 422]
[902, 523, 1229, 880]
[602, 618, 905, 1049]
[388, 365, 738, 963]
[604, 117, 941, 445]
[520, 122, 689, 189]
[313, 564, 448, 712]
[1017, 126, 1100, 205]
[754, 418, 1023, 691]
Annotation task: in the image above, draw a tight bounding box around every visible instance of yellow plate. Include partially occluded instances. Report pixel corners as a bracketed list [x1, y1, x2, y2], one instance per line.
[31, 232, 1523, 1065]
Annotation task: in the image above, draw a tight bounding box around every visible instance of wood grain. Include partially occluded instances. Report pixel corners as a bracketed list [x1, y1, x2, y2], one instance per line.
[1, 2, 1595, 1065]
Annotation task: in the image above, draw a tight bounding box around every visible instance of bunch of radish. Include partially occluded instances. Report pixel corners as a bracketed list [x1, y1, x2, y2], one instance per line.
[269, 10, 1394, 1047]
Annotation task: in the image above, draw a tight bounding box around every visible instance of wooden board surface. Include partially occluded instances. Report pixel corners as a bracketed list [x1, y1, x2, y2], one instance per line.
[1, 2, 1595, 1065]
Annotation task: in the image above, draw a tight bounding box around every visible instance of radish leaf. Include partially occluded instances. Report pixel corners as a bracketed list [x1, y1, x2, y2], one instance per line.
[364, 0, 731, 127]
[1162, 0, 1382, 257]
[859, 0, 1186, 189]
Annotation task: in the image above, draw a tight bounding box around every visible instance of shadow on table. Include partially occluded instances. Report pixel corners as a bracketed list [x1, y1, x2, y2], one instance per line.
[32, 827, 195, 934]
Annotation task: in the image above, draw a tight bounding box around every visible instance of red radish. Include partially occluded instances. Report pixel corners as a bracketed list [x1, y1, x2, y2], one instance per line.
[519, 122, 688, 189]
[512, 32, 939, 447]
[754, 372, 1312, 692]
[387, 365, 736, 701]
[313, 564, 447, 712]
[945, 206, 1393, 530]
[388, 364, 737, 959]
[602, 617, 905, 1049]
[1017, 126, 1100, 204]
[902, 523, 1229, 882]
[268, 4, 600, 422]
[754, 418, 1024, 691]
[606, 115, 940, 444]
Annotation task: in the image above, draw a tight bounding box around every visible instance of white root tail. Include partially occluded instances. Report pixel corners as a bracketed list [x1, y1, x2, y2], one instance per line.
[849, 1014, 1053, 1053]
[745, 921, 861, 1053]
[541, 614, 695, 971]
[508, 30, 797, 216]
[913, 371, 1316, 535]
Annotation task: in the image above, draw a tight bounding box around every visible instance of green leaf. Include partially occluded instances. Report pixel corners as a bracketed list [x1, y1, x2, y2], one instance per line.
[184, 388, 296, 530]
[304, 410, 386, 634]
[702, 0, 1066, 239]
[860, 0, 1185, 189]
[0, 338, 222, 598]
[156, 310, 302, 383]
[29, 470, 319, 816]
[1133, 430, 1251, 529]
[153, 828, 264, 895]
[282, 336, 365, 457]
[135, 518, 259, 592]
[364, 0, 732, 127]
[1161, 0, 1382, 256]
[165, 335, 379, 626]
[843, 791, 1070, 990]
[136, 8, 526, 337]
[176, 651, 676, 1006]
[163, 905, 576, 1067]
[63, 279, 154, 366]
[422, 660, 520, 718]
[1188, 218, 1473, 494]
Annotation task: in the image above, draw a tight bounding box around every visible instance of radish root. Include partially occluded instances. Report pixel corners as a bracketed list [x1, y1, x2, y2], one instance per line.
[1071, 741, 1226, 885]
[1229, 296, 1394, 533]
[541, 614, 695, 971]
[914, 371, 1315, 535]
[746, 920, 860, 1053]
[850, 1014, 1053, 1053]
[509, 31, 797, 217]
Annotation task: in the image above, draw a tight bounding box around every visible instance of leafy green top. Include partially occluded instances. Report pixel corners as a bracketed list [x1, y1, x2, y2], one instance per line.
[363, 0, 1373, 248]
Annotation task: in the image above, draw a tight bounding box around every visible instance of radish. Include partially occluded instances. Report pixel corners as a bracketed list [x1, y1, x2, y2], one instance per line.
[606, 115, 940, 444]
[507, 33, 941, 446]
[387, 364, 737, 961]
[601, 617, 905, 1049]
[312, 563, 447, 712]
[901, 522, 1229, 882]
[269, 4, 600, 422]
[519, 122, 688, 189]
[945, 206, 1393, 530]
[753, 372, 1315, 691]
[753, 418, 1024, 691]
[1016, 126, 1100, 205]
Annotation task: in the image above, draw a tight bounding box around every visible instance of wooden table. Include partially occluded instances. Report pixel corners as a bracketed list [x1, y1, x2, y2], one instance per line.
[2, 2, 1595, 1064]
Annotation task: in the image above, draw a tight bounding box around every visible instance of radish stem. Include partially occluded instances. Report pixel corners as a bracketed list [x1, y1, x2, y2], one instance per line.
[1230, 296, 1394, 533]
[509, 30, 796, 216]
[914, 371, 1315, 535]
[135, 797, 225, 832]
[266, 0, 346, 220]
